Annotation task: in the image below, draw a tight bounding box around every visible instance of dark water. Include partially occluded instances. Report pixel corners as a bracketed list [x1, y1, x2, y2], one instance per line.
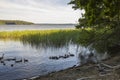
[0, 24, 75, 31]
[0, 40, 108, 80]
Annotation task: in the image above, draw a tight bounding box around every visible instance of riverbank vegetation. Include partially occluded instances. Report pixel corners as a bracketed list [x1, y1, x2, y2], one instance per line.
[0, 28, 113, 53]
[0, 20, 33, 25]
[0, 29, 81, 47]
[69, 0, 120, 54]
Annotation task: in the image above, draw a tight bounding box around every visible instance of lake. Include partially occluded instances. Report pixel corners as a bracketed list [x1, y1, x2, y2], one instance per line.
[0, 40, 79, 80]
[0, 25, 108, 80]
[0, 40, 108, 80]
[0, 24, 75, 31]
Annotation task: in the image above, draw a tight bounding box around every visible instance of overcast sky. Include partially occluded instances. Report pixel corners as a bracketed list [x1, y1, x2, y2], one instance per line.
[0, 0, 83, 23]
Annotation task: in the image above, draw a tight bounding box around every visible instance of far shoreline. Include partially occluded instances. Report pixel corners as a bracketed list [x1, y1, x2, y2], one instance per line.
[0, 23, 76, 25]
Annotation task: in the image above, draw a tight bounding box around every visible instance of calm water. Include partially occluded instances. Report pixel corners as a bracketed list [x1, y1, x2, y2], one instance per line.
[0, 40, 108, 80]
[0, 24, 75, 31]
[0, 25, 108, 80]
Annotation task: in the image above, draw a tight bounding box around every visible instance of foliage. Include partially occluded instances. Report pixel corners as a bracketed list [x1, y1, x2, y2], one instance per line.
[69, 0, 120, 28]
[69, 0, 120, 53]
[0, 28, 118, 53]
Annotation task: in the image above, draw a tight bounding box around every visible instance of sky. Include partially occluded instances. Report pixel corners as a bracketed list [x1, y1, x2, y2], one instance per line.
[0, 0, 83, 24]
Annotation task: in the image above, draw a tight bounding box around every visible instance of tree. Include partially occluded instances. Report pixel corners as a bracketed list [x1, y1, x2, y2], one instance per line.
[69, 0, 120, 53]
[69, 0, 120, 28]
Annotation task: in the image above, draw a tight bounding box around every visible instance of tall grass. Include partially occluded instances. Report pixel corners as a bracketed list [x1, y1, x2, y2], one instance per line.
[0, 29, 82, 47]
[0, 28, 113, 52]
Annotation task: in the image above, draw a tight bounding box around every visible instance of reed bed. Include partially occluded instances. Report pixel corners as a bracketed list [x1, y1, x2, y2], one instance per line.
[0, 29, 83, 47]
[0, 28, 112, 51]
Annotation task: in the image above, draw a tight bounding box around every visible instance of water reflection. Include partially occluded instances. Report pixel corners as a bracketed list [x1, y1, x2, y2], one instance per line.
[21, 36, 71, 49]
[77, 46, 109, 65]
[0, 40, 80, 80]
[0, 40, 109, 80]
[22, 39, 109, 65]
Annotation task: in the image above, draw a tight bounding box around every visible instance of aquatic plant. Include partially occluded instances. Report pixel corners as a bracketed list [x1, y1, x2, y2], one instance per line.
[0, 29, 81, 47]
[0, 28, 113, 53]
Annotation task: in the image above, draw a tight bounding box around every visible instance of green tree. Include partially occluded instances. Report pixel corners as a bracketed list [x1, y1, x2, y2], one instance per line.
[69, 0, 120, 53]
[69, 0, 120, 28]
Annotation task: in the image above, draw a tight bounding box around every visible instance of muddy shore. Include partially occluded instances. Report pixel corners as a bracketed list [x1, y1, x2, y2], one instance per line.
[32, 54, 120, 80]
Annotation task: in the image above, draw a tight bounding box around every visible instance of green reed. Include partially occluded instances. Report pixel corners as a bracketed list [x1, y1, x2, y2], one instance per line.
[0, 27, 115, 54]
[0, 29, 83, 47]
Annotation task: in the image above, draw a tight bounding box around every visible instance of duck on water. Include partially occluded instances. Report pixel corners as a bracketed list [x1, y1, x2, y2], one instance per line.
[49, 52, 75, 60]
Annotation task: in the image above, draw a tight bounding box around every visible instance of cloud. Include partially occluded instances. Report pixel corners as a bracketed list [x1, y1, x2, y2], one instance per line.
[0, 0, 83, 23]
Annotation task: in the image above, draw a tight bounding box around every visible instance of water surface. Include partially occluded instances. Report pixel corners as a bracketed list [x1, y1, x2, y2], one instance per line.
[0, 40, 108, 80]
[0, 25, 108, 80]
[0, 24, 75, 31]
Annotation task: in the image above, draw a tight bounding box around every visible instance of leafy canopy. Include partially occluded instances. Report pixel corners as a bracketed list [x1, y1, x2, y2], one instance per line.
[69, 0, 120, 28]
[69, 0, 120, 53]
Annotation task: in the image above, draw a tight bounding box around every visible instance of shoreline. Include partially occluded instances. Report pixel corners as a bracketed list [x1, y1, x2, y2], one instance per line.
[29, 54, 120, 80]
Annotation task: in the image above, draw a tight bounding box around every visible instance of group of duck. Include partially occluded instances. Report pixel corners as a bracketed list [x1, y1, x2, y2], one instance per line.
[0, 54, 28, 67]
[49, 52, 75, 60]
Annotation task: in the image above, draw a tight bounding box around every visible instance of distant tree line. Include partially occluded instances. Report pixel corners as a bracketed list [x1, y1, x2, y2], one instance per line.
[0, 20, 33, 25]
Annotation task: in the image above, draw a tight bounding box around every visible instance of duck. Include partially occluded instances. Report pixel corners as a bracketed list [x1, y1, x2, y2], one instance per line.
[6, 57, 16, 61]
[15, 59, 22, 63]
[3, 62, 6, 66]
[24, 58, 28, 62]
[11, 57, 16, 61]
[11, 64, 14, 67]
[49, 56, 59, 60]
[59, 55, 64, 58]
[69, 53, 75, 57]
[0, 54, 4, 60]
[1, 60, 4, 63]
[62, 54, 69, 58]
